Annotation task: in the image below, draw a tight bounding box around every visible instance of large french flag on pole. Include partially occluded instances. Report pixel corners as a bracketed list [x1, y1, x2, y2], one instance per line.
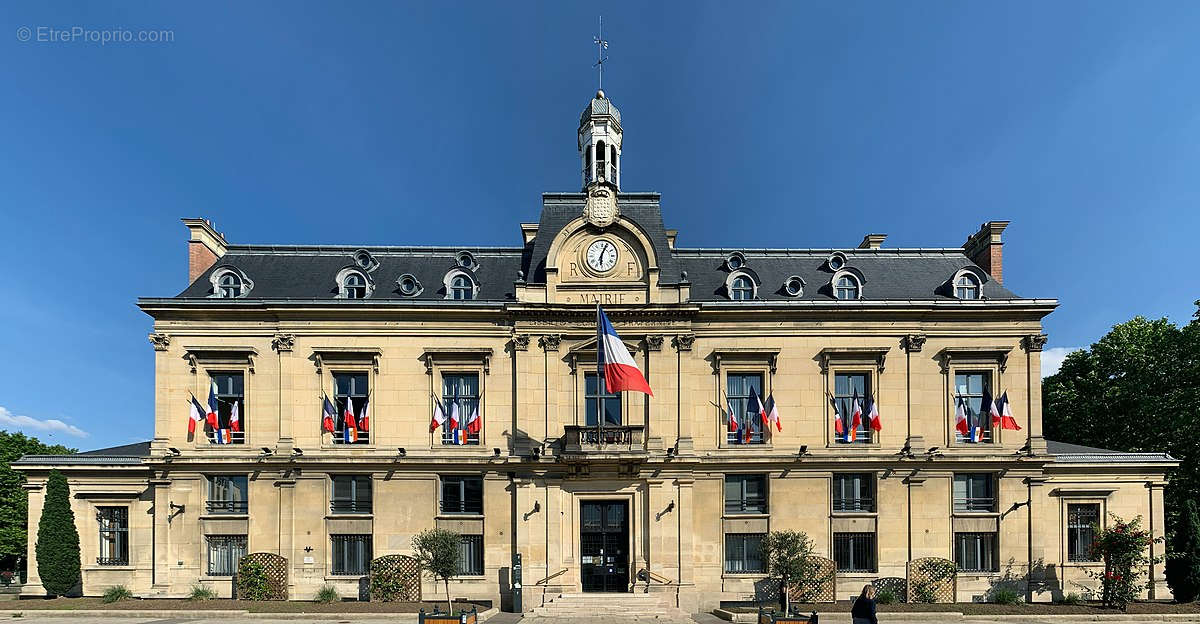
[596, 306, 653, 396]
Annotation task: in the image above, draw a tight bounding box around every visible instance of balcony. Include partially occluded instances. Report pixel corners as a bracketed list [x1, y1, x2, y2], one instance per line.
[560, 425, 647, 461]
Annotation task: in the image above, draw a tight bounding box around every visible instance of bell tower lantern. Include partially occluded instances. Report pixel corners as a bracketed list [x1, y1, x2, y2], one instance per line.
[579, 90, 622, 190]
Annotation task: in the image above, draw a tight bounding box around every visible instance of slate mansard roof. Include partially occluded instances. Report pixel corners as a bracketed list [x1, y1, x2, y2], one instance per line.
[13, 441, 151, 467]
[167, 192, 1035, 304]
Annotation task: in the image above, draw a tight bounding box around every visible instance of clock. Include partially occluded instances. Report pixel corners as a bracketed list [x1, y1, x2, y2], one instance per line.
[586, 239, 618, 273]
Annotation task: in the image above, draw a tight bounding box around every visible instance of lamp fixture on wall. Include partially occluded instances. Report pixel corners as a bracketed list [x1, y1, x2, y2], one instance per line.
[396, 447, 407, 457]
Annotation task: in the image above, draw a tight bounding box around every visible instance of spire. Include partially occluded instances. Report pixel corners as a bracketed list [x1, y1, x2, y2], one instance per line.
[579, 20, 622, 191]
[593, 16, 609, 91]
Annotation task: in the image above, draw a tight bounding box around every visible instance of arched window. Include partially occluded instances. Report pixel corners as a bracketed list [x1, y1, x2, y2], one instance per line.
[955, 273, 981, 300]
[451, 275, 474, 300]
[343, 273, 367, 299]
[217, 272, 243, 298]
[731, 276, 754, 301]
[835, 275, 860, 300]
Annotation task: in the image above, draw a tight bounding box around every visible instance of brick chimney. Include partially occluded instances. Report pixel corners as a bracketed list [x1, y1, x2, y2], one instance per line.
[182, 218, 228, 284]
[962, 221, 1009, 284]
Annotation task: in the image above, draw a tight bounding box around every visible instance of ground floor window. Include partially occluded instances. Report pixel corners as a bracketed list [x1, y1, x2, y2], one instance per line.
[458, 534, 484, 576]
[97, 506, 129, 566]
[833, 532, 876, 572]
[331, 534, 372, 576]
[954, 532, 998, 572]
[724, 533, 765, 573]
[207, 535, 247, 576]
[1068, 503, 1101, 562]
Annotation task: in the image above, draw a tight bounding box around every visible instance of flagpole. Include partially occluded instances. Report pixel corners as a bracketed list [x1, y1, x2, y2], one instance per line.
[596, 303, 603, 443]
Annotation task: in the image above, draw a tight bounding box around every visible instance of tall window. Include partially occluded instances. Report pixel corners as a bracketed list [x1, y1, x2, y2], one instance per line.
[459, 534, 484, 576]
[832, 473, 875, 512]
[450, 274, 474, 300]
[730, 276, 754, 301]
[833, 373, 871, 443]
[343, 273, 367, 299]
[331, 534, 372, 576]
[441, 373, 480, 445]
[97, 506, 129, 565]
[331, 475, 372, 514]
[440, 475, 483, 514]
[217, 272, 243, 298]
[954, 371, 993, 443]
[834, 533, 877, 572]
[585, 372, 622, 426]
[835, 275, 859, 300]
[333, 372, 369, 444]
[207, 475, 248, 514]
[209, 372, 245, 444]
[207, 535, 247, 576]
[724, 534, 765, 573]
[1068, 504, 1101, 562]
[726, 373, 764, 444]
[724, 474, 768, 514]
[956, 274, 981, 299]
[953, 473, 996, 512]
[955, 532, 998, 572]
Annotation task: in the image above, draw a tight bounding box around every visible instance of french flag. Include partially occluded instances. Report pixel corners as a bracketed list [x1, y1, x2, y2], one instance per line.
[997, 391, 1021, 430]
[830, 395, 844, 438]
[954, 396, 970, 438]
[188, 395, 206, 435]
[726, 398, 739, 433]
[213, 428, 231, 445]
[206, 380, 220, 430]
[748, 387, 768, 431]
[596, 306, 653, 396]
[764, 393, 782, 432]
[847, 392, 862, 442]
[321, 394, 337, 433]
[465, 403, 480, 435]
[357, 397, 370, 432]
[864, 395, 881, 432]
[342, 398, 358, 443]
[976, 388, 993, 442]
[429, 396, 447, 432]
[229, 399, 241, 433]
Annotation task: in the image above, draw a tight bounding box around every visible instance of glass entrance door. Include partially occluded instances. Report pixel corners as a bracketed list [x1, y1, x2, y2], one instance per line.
[580, 500, 629, 592]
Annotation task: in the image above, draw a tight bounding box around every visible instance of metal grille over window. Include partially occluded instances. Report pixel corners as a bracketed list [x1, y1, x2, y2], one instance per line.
[832, 473, 875, 512]
[333, 373, 369, 444]
[724, 533, 765, 573]
[834, 532, 877, 572]
[834, 373, 871, 443]
[97, 506, 129, 565]
[207, 535, 247, 576]
[331, 534, 372, 576]
[209, 372, 245, 445]
[1068, 504, 1101, 562]
[954, 532, 998, 572]
[442, 373, 480, 445]
[440, 475, 483, 514]
[726, 373, 764, 444]
[954, 372, 993, 444]
[331, 475, 372, 514]
[458, 535, 484, 576]
[953, 474, 996, 512]
[724, 474, 768, 514]
[207, 475, 248, 514]
[585, 372, 622, 426]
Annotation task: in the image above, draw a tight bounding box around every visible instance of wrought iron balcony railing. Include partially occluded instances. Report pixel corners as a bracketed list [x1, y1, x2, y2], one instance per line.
[205, 500, 248, 514]
[562, 425, 645, 455]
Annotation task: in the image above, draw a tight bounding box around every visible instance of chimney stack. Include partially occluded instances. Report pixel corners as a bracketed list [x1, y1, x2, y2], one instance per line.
[182, 218, 228, 285]
[857, 234, 887, 249]
[962, 221, 1009, 284]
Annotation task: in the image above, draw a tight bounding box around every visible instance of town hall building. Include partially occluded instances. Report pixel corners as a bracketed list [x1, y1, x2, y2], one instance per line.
[16, 89, 1175, 613]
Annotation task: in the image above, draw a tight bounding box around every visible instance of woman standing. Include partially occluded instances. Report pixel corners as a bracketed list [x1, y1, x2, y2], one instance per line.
[852, 585, 878, 624]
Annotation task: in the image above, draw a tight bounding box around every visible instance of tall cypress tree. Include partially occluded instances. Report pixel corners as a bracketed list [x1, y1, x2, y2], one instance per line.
[35, 470, 80, 596]
[1167, 500, 1200, 602]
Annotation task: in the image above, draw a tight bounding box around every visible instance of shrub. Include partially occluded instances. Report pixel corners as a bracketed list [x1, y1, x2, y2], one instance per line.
[101, 585, 133, 603]
[991, 587, 1022, 605]
[1167, 500, 1200, 603]
[910, 558, 956, 603]
[236, 558, 271, 601]
[34, 471, 80, 597]
[413, 528, 463, 615]
[1056, 592, 1082, 605]
[314, 584, 339, 603]
[1085, 514, 1162, 610]
[875, 588, 897, 604]
[189, 585, 216, 600]
[760, 530, 821, 607]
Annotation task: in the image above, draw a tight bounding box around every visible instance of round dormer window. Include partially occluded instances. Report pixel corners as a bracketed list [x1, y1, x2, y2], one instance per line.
[397, 274, 422, 297]
[725, 252, 747, 271]
[828, 252, 847, 271]
[456, 251, 476, 269]
[784, 276, 805, 297]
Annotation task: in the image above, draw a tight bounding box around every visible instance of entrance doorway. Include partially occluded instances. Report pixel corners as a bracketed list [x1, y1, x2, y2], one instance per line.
[580, 500, 629, 592]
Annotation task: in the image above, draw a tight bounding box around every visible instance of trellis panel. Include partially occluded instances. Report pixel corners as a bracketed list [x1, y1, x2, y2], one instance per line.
[788, 555, 836, 603]
[236, 552, 288, 601]
[907, 557, 956, 603]
[369, 554, 422, 602]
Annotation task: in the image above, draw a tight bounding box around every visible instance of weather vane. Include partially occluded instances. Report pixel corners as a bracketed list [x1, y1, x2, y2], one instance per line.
[593, 16, 609, 90]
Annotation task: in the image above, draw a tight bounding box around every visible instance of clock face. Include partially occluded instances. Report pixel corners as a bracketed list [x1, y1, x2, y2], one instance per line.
[586, 239, 618, 273]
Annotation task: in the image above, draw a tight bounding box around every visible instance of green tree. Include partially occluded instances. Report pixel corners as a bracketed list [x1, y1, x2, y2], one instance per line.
[0, 432, 74, 573]
[412, 528, 461, 615]
[1167, 500, 1200, 602]
[760, 530, 820, 610]
[35, 470, 80, 596]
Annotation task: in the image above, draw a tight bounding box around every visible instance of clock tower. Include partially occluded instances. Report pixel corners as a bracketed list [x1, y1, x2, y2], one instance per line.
[579, 90, 622, 190]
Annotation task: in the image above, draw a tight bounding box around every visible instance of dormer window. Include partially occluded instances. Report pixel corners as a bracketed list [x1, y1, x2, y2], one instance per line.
[956, 273, 981, 300]
[827, 252, 847, 271]
[783, 276, 805, 297]
[352, 249, 378, 272]
[455, 251, 476, 270]
[725, 252, 747, 271]
[218, 272, 244, 298]
[835, 275, 860, 300]
[343, 274, 367, 299]
[444, 270, 478, 301]
[731, 276, 754, 301]
[397, 274, 423, 297]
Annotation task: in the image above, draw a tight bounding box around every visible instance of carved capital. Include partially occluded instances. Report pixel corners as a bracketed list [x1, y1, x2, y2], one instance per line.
[671, 333, 695, 352]
[271, 333, 296, 352]
[539, 334, 562, 352]
[511, 333, 530, 351]
[645, 335, 664, 352]
[1023, 333, 1048, 352]
[148, 333, 171, 351]
[901, 333, 926, 353]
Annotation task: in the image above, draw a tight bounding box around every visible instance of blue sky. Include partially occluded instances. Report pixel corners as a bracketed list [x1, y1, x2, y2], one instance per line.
[1, 1, 1198, 450]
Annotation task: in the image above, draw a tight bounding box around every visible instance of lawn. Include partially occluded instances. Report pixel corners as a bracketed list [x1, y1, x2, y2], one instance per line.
[0, 597, 487, 613]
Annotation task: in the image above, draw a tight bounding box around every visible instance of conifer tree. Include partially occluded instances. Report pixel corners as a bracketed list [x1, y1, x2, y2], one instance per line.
[35, 470, 80, 596]
[1167, 500, 1200, 602]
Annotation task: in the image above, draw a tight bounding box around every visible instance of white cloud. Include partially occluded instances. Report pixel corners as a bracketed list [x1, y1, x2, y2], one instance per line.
[1041, 347, 1079, 378]
[0, 406, 89, 438]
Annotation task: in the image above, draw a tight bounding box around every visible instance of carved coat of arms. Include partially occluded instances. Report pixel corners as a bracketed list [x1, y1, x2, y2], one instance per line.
[583, 185, 619, 228]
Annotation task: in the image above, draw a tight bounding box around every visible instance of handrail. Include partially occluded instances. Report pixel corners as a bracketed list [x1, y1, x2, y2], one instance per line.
[644, 569, 673, 585]
[535, 568, 568, 586]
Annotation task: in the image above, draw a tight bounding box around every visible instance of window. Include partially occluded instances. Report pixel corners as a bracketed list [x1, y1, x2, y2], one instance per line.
[331, 475, 372, 514]
[784, 276, 804, 297]
[217, 272, 244, 298]
[97, 506, 128, 565]
[726, 252, 746, 271]
[724, 533, 765, 573]
[1068, 504, 1101, 562]
[730, 275, 754, 301]
[209, 372, 245, 444]
[828, 253, 846, 271]
[832, 473, 875, 512]
[333, 372, 369, 444]
[343, 273, 367, 299]
[206, 535, 247, 576]
[440, 475, 483, 514]
[331, 534, 372, 576]
[955, 532, 998, 572]
[459, 534, 484, 576]
[207, 475, 248, 514]
[835, 275, 859, 300]
[450, 274, 474, 300]
[441, 373, 480, 445]
[724, 474, 768, 514]
[726, 373, 764, 444]
[954, 372, 993, 444]
[585, 372, 622, 426]
[953, 474, 996, 512]
[834, 533, 877, 572]
[833, 373, 871, 443]
[955, 273, 981, 299]
[397, 274, 422, 297]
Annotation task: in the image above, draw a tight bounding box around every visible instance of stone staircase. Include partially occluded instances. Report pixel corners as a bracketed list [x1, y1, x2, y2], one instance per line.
[527, 592, 693, 622]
